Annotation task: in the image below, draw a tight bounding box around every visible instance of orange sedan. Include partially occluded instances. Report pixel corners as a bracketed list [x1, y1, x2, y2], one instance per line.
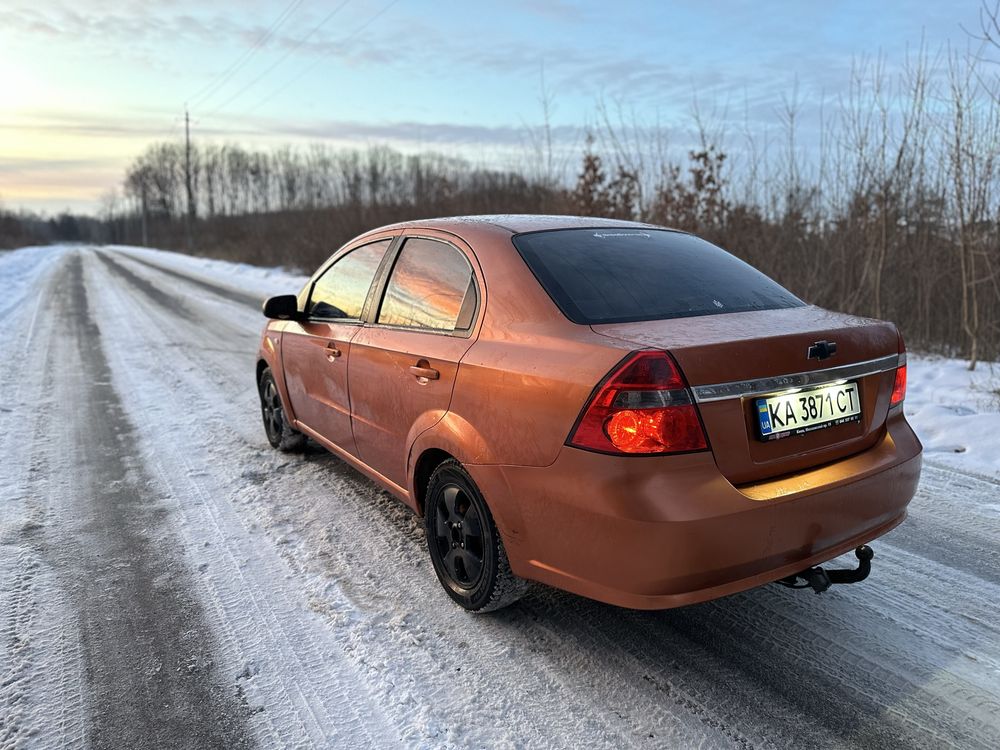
[256, 215, 921, 611]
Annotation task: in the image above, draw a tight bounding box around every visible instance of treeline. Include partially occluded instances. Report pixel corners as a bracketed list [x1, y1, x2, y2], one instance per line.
[0, 205, 105, 248]
[105, 145, 560, 268]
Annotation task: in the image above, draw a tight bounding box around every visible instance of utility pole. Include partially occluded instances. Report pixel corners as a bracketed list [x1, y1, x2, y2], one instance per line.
[140, 180, 149, 248]
[184, 107, 195, 252]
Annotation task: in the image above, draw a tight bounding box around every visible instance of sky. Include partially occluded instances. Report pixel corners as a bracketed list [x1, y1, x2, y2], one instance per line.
[0, 0, 991, 214]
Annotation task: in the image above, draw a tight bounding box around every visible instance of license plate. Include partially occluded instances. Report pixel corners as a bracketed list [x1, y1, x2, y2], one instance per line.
[756, 381, 861, 441]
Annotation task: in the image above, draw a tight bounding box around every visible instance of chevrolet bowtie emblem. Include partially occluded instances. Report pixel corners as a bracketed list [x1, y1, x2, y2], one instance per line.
[807, 340, 838, 361]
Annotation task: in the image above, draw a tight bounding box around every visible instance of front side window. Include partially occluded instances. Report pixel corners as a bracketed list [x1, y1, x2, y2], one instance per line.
[377, 238, 476, 331]
[307, 240, 391, 320]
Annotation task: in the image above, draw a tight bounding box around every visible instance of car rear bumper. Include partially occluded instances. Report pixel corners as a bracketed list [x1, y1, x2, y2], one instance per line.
[468, 410, 922, 609]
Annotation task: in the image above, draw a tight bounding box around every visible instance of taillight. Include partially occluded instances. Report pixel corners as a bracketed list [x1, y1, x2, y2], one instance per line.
[890, 359, 907, 407]
[568, 351, 708, 455]
[890, 335, 907, 408]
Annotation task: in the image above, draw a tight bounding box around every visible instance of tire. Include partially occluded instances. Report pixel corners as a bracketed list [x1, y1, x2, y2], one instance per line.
[424, 459, 527, 612]
[258, 367, 306, 452]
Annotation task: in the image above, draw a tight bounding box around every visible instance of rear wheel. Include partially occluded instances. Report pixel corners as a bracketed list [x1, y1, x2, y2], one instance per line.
[424, 459, 526, 612]
[258, 368, 306, 452]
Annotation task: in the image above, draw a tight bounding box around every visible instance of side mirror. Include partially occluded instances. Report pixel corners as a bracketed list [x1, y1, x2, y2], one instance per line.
[262, 294, 301, 320]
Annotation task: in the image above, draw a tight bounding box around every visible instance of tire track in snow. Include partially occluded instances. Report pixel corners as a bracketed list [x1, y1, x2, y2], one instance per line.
[924, 458, 1000, 487]
[86, 249, 401, 748]
[116, 250, 264, 309]
[886, 467, 1000, 586]
[1, 248, 87, 749]
[60, 252, 252, 749]
[95, 251, 199, 323]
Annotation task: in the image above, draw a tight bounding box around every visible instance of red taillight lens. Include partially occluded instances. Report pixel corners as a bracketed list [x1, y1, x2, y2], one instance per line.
[890, 334, 907, 408]
[568, 351, 708, 455]
[890, 362, 907, 407]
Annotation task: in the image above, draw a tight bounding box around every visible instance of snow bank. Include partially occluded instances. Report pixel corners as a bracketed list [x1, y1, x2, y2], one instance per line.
[905, 354, 1000, 478]
[105, 244, 309, 299]
[0, 244, 70, 322]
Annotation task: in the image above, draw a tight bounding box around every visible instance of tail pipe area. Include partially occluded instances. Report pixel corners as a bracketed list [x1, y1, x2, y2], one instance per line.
[777, 545, 875, 594]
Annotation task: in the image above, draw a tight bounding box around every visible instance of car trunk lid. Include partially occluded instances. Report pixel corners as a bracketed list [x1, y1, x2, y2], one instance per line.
[592, 306, 902, 484]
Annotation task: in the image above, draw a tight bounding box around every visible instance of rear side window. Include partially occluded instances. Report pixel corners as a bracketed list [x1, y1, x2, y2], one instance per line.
[377, 238, 476, 331]
[512, 228, 804, 324]
[307, 239, 391, 320]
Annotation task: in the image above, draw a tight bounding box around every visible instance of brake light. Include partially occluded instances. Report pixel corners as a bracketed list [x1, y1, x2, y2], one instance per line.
[568, 351, 708, 455]
[890, 360, 907, 407]
[889, 333, 907, 408]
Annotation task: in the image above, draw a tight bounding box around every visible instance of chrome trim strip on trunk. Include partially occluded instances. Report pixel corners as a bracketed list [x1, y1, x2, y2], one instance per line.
[691, 353, 901, 403]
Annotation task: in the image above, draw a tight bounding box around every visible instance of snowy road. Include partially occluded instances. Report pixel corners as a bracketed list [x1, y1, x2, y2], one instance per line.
[2, 244, 1000, 749]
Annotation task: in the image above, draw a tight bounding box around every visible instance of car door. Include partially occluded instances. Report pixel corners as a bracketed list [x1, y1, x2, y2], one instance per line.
[349, 234, 482, 489]
[281, 238, 394, 456]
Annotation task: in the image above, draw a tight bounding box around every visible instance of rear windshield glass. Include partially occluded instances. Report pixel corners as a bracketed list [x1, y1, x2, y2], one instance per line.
[512, 228, 804, 324]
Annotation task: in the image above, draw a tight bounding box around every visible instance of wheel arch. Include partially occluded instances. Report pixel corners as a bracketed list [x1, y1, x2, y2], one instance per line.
[407, 439, 527, 571]
[407, 410, 496, 514]
[411, 448, 455, 516]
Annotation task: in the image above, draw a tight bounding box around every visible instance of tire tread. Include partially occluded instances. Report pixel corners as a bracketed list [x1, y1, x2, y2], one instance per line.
[259, 368, 307, 452]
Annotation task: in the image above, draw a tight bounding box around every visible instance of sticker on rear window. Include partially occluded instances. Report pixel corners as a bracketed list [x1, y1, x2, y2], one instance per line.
[592, 231, 651, 239]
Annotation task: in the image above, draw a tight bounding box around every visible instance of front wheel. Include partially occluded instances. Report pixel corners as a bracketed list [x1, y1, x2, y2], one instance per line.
[258, 367, 306, 452]
[424, 460, 526, 612]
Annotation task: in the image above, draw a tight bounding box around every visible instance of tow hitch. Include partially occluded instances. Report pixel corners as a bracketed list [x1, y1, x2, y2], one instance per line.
[777, 545, 874, 594]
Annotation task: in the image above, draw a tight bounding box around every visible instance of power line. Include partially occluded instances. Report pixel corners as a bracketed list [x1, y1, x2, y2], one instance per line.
[160, 114, 184, 142]
[204, 0, 354, 120]
[242, 0, 402, 120]
[189, 0, 306, 109]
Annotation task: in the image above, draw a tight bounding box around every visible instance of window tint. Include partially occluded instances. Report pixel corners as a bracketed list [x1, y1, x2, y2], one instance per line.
[512, 228, 804, 324]
[307, 240, 390, 320]
[377, 238, 476, 331]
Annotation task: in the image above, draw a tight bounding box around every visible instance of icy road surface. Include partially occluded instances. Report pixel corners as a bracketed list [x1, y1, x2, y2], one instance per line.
[2, 244, 1000, 749]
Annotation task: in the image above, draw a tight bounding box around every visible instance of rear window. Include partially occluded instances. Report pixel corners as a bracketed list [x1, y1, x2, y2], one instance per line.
[512, 228, 804, 324]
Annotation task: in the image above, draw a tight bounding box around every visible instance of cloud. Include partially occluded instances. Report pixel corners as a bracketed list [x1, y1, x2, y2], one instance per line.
[0, 156, 115, 172]
[509, 0, 587, 23]
[1, 105, 586, 150]
[268, 118, 582, 147]
[0, 114, 168, 139]
[0, 4, 241, 44]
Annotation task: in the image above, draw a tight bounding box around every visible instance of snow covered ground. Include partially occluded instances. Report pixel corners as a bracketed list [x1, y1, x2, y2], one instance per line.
[906, 355, 1000, 478]
[2, 243, 1000, 749]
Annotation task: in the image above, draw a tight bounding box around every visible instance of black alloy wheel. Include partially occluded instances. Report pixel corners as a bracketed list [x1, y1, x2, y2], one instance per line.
[434, 483, 487, 589]
[424, 460, 526, 612]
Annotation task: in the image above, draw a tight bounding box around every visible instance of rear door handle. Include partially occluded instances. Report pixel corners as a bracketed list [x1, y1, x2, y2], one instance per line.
[409, 361, 440, 381]
[325, 342, 342, 360]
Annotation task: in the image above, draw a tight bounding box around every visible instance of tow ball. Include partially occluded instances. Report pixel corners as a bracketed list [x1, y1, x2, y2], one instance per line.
[777, 545, 875, 594]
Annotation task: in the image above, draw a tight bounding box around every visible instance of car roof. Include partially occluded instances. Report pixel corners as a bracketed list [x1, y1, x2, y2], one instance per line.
[373, 214, 669, 236]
